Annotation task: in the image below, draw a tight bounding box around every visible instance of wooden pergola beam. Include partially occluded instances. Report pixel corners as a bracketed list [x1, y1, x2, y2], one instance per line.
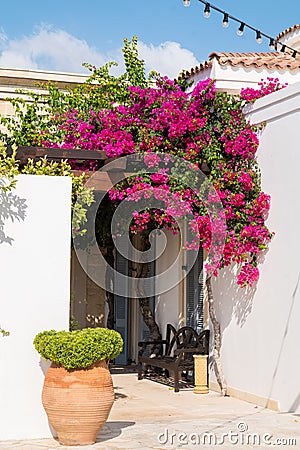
[5, 145, 132, 192]
[71, 170, 133, 192]
[6, 145, 107, 164]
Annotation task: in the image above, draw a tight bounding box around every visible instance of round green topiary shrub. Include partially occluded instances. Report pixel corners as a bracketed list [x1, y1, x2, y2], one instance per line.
[33, 328, 123, 370]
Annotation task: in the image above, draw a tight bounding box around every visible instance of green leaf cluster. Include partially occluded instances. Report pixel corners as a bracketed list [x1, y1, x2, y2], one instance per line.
[0, 142, 18, 192]
[33, 328, 123, 369]
[70, 172, 95, 237]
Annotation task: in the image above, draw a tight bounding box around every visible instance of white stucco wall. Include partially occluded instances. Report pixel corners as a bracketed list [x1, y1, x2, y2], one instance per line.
[188, 59, 300, 94]
[0, 174, 71, 440]
[211, 82, 300, 412]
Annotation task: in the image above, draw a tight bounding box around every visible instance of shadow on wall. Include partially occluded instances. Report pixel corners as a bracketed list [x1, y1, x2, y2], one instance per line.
[212, 248, 271, 331]
[0, 187, 27, 245]
[213, 264, 257, 332]
[268, 270, 300, 411]
[289, 392, 300, 414]
[209, 264, 258, 388]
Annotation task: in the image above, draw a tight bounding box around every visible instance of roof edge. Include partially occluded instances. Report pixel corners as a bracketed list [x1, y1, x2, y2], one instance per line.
[276, 24, 300, 43]
[178, 51, 300, 80]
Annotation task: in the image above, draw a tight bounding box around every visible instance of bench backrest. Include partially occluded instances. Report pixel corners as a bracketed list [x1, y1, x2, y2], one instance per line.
[165, 323, 209, 356]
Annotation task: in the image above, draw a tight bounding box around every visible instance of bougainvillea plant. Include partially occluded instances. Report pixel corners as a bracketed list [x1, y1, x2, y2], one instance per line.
[240, 77, 288, 102]
[0, 36, 287, 392]
[37, 74, 286, 394]
[38, 76, 286, 288]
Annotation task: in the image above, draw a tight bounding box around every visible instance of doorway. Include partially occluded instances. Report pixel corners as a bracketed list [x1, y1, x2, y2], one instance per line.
[114, 239, 156, 365]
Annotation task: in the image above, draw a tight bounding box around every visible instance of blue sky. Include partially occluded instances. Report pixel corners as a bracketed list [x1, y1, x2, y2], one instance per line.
[0, 0, 299, 77]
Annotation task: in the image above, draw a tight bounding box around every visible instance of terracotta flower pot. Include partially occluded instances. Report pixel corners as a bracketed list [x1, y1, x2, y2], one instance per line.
[42, 360, 114, 446]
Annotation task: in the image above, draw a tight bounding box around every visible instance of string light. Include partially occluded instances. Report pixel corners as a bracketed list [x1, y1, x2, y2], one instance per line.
[222, 13, 229, 28]
[269, 38, 275, 51]
[237, 22, 245, 36]
[256, 31, 262, 44]
[280, 44, 286, 53]
[188, 0, 299, 58]
[203, 3, 210, 18]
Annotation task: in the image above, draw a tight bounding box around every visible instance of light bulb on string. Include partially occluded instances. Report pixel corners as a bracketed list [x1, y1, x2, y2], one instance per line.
[203, 3, 210, 18]
[269, 38, 275, 51]
[222, 13, 229, 28]
[183, 0, 190, 7]
[237, 22, 245, 36]
[256, 31, 262, 44]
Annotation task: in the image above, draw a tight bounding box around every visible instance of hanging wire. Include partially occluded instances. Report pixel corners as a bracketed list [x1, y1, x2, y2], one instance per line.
[183, 0, 299, 58]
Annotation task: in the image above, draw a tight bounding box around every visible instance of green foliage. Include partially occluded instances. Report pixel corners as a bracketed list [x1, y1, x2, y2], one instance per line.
[33, 328, 123, 369]
[0, 37, 149, 148]
[22, 156, 71, 176]
[70, 172, 95, 236]
[69, 315, 81, 331]
[0, 95, 47, 147]
[176, 72, 194, 92]
[0, 142, 18, 192]
[122, 36, 147, 88]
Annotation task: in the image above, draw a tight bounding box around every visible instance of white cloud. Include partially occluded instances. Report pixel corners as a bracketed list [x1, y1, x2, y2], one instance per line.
[0, 25, 199, 78]
[138, 41, 199, 79]
[0, 25, 106, 73]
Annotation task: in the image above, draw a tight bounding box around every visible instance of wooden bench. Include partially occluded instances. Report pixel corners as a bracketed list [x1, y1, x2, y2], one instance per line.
[138, 324, 210, 392]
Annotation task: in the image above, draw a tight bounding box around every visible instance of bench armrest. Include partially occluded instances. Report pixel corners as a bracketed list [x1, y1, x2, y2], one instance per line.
[138, 340, 167, 347]
[138, 339, 167, 357]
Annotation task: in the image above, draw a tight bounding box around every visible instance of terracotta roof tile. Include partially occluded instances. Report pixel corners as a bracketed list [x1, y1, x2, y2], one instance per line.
[276, 24, 300, 42]
[178, 60, 212, 79]
[209, 51, 300, 70]
[178, 51, 300, 79]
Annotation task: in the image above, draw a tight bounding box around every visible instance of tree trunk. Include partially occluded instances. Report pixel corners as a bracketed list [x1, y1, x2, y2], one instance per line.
[105, 231, 161, 347]
[206, 276, 227, 396]
[133, 233, 162, 347]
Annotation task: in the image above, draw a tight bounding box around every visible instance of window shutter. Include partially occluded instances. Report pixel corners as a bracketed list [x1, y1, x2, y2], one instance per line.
[186, 247, 204, 333]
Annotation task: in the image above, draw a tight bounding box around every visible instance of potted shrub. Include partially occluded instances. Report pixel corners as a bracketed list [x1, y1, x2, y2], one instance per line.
[34, 327, 123, 446]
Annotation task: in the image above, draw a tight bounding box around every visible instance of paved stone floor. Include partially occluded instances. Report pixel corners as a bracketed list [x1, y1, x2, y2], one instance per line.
[0, 374, 299, 449]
